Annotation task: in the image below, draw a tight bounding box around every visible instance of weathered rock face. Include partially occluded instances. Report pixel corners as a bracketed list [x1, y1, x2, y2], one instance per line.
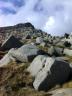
[36, 37, 43, 44]
[63, 48, 72, 56]
[28, 55, 70, 91]
[49, 88, 72, 96]
[27, 55, 48, 76]
[0, 53, 15, 67]
[0, 35, 23, 51]
[9, 44, 46, 63]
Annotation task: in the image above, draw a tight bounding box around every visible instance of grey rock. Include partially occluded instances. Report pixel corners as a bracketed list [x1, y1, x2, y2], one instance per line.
[56, 56, 69, 61]
[40, 42, 47, 47]
[53, 38, 60, 44]
[56, 41, 64, 47]
[0, 35, 23, 51]
[9, 44, 46, 63]
[54, 47, 64, 56]
[27, 55, 48, 76]
[64, 41, 71, 47]
[0, 53, 15, 67]
[63, 48, 72, 56]
[48, 46, 63, 56]
[48, 46, 54, 56]
[23, 34, 31, 40]
[32, 56, 70, 91]
[69, 63, 72, 69]
[49, 88, 72, 96]
[36, 37, 43, 44]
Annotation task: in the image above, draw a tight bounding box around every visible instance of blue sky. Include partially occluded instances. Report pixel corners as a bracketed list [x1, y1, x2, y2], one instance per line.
[0, 0, 72, 36]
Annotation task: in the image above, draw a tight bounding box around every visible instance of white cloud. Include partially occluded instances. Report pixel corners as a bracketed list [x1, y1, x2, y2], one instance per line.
[44, 16, 55, 30]
[0, 0, 72, 36]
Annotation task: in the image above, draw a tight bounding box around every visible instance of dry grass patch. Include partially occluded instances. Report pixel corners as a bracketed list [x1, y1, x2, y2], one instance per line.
[0, 61, 52, 96]
[62, 80, 72, 88]
[37, 45, 48, 52]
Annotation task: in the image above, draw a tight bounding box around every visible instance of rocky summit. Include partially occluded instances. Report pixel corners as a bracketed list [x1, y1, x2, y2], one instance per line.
[0, 23, 72, 96]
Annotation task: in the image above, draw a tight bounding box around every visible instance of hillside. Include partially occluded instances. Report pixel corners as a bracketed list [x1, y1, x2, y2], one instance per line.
[0, 22, 47, 44]
[0, 23, 72, 96]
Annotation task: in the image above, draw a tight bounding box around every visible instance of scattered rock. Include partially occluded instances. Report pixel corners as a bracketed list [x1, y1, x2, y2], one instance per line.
[56, 41, 64, 47]
[40, 42, 47, 47]
[36, 37, 43, 44]
[48, 46, 54, 56]
[64, 41, 71, 47]
[63, 48, 72, 56]
[0, 22, 72, 95]
[54, 47, 64, 56]
[48, 46, 63, 56]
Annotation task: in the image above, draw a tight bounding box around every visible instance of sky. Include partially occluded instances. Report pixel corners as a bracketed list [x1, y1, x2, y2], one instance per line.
[0, 0, 72, 36]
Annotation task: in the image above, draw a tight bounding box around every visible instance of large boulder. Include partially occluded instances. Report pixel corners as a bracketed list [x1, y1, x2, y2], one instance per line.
[28, 55, 70, 91]
[0, 35, 23, 51]
[63, 48, 72, 56]
[9, 44, 47, 63]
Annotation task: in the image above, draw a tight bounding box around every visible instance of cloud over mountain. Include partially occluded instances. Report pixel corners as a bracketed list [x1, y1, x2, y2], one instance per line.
[0, 0, 72, 36]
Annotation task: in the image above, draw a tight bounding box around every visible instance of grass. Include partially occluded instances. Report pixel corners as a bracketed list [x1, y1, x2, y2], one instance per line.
[0, 61, 51, 96]
[0, 51, 8, 59]
[62, 80, 72, 88]
[0, 44, 72, 96]
[64, 56, 72, 63]
[37, 45, 48, 52]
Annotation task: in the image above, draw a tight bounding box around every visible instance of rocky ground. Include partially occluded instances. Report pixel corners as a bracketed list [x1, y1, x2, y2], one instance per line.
[0, 23, 72, 96]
